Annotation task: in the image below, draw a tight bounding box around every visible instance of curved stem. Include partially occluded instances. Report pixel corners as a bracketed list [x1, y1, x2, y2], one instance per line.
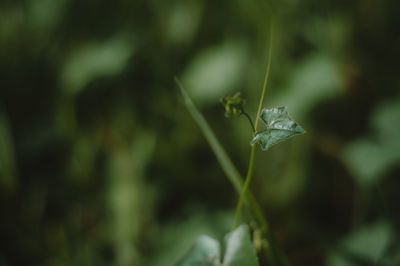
[241, 111, 256, 133]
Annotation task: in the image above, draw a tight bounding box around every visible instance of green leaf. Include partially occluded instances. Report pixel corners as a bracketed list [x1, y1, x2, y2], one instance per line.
[181, 41, 248, 106]
[269, 54, 342, 119]
[177, 225, 259, 266]
[61, 35, 133, 95]
[177, 236, 221, 266]
[251, 107, 305, 150]
[223, 225, 259, 266]
[327, 221, 393, 266]
[343, 98, 400, 186]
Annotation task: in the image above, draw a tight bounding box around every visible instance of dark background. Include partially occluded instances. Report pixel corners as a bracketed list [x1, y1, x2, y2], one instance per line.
[1, 0, 400, 265]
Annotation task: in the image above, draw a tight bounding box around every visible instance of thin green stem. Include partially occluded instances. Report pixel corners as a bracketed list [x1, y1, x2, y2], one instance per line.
[232, 25, 274, 230]
[255, 26, 273, 130]
[241, 111, 256, 133]
[233, 145, 256, 229]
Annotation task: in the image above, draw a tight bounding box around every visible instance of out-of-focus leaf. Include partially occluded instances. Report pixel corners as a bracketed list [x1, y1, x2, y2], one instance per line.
[343, 98, 400, 186]
[146, 209, 232, 266]
[327, 221, 393, 266]
[343, 139, 390, 186]
[165, 0, 203, 44]
[182, 41, 248, 106]
[177, 236, 221, 266]
[270, 54, 342, 118]
[223, 225, 259, 266]
[61, 35, 133, 95]
[251, 107, 305, 150]
[371, 98, 400, 146]
[177, 225, 258, 266]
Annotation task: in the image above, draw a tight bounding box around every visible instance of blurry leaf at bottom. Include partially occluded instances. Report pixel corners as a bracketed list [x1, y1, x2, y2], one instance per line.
[178, 236, 221, 266]
[222, 225, 259, 266]
[327, 221, 393, 266]
[177, 225, 258, 266]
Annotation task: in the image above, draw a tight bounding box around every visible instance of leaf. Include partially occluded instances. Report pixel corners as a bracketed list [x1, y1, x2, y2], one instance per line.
[148, 209, 231, 266]
[61, 35, 133, 95]
[181, 41, 248, 106]
[343, 97, 400, 186]
[269, 54, 342, 119]
[327, 221, 393, 266]
[251, 107, 305, 150]
[223, 225, 259, 266]
[164, 0, 203, 44]
[177, 236, 221, 266]
[176, 225, 259, 266]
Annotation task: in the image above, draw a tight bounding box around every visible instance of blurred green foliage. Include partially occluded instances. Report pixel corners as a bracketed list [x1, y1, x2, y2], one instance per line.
[177, 225, 258, 266]
[1, 0, 400, 265]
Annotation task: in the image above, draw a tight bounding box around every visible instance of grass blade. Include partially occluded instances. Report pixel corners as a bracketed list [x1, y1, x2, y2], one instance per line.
[174, 77, 244, 193]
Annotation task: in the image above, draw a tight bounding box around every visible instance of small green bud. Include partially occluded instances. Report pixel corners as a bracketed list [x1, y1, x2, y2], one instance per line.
[220, 92, 245, 118]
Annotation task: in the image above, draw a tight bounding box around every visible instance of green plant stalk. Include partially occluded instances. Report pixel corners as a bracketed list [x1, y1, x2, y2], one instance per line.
[175, 26, 288, 264]
[231, 26, 289, 266]
[175, 76, 289, 266]
[176, 80, 286, 266]
[241, 111, 256, 133]
[233, 26, 273, 230]
[233, 146, 256, 229]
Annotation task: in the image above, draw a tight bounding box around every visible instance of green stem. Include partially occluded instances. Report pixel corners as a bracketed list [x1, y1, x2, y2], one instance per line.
[233, 24, 274, 229]
[255, 30, 273, 130]
[232, 23, 289, 266]
[232, 145, 256, 229]
[242, 111, 256, 133]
